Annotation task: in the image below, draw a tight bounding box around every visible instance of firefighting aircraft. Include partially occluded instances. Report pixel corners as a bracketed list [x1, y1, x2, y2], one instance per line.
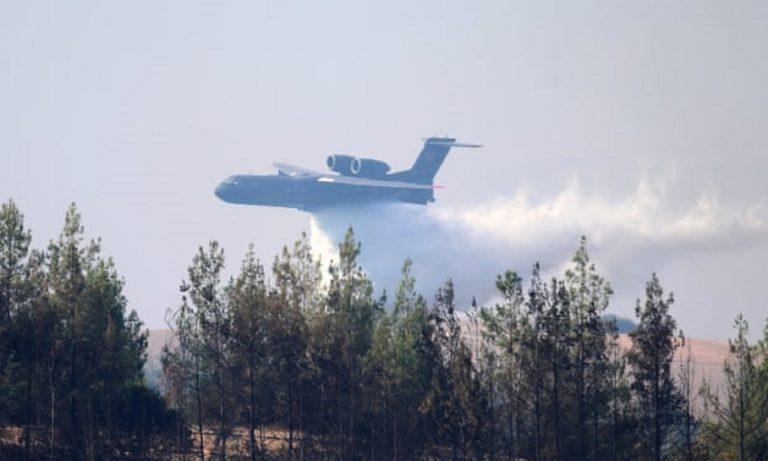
[215, 137, 480, 211]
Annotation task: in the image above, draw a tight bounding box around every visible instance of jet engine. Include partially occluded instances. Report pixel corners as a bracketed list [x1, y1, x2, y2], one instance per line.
[350, 158, 391, 178]
[326, 154, 356, 175]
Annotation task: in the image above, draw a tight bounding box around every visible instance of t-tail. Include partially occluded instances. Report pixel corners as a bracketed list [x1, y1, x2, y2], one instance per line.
[391, 137, 481, 185]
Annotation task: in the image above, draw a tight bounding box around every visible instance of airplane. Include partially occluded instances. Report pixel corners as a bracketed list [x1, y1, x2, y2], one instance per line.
[214, 137, 481, 211]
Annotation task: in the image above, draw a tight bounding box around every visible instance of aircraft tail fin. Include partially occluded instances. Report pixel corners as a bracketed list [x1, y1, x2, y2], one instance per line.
[393, 137, 481, 184]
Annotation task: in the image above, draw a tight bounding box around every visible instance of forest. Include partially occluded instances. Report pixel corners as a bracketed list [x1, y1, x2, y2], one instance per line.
[1, 199, 768, 461]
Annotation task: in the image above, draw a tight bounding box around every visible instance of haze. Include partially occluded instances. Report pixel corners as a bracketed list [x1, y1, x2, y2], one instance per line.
[1, 1, 766, 339]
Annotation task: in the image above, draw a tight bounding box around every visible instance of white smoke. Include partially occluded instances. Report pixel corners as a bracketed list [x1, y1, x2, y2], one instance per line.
[309, 180, 768, 310]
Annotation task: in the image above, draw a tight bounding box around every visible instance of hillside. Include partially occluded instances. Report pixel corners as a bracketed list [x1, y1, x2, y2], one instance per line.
[146, 329, 732, 399]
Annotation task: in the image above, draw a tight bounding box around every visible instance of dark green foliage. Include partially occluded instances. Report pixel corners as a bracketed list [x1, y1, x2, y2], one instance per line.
[9, 202, 768, 460]
[163, 240, 233, 459]
[0, 201, 177, 460]
[627, 273, 684, 461]
[423, 279, 487, 459]
[361, 259, 435, 459]
[229, 244, 269, 461]
[699, 315, 768, 460]
[479, 270, 527, 459]
[564, 236, 614, 460]
[476, 239, 634, 461]
[0, 199, 32, 429]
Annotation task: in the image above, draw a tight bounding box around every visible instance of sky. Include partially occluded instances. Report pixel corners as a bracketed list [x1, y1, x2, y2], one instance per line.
[1, 1, 766, 339]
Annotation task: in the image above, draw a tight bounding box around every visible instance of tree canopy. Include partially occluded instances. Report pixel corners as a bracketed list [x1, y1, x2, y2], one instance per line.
[2, 200, 768, 460]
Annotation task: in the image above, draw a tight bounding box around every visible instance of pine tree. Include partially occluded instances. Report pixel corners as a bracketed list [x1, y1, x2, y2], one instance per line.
[269, 258, 308, 459]
[674, 341, 697, 461]
[424, 280, 483, 460]
[362, 305, 396, 459]
[11, 248, 55, 453]
[273, 233, 322, 459]
[361, 258, 434, 460]
[700, 314, 768, 460]
[564, 236, 613, 460]
[188, 241, 231, 459]
[0, 203, 158, 458]
[606, 328, 632, 461]
[539, 277, 571, 461]
[0, 199, 31, 326]
[480, 270, 526, 460]
[525, 263, 547, 461]
[389, 259, 432, 459]
[47, 204, 93, 456]
[307, 227, 380, 458]
[80, 254, 148, 454]
[0, 199, 34, 441]
[626, 273, 683, 461]
[228, 244, 268, 461]
[164, 240, 229, 460]
[162, 293, 198, 456]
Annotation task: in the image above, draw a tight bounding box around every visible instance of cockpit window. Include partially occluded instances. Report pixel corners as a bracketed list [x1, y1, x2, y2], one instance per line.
[224, 176, 239, 185]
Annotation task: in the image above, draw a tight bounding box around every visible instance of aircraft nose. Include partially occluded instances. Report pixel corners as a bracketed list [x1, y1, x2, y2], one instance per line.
[214, 182, 229, 201]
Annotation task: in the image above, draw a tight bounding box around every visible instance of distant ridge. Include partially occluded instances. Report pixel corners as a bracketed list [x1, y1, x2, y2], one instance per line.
[603, 314, 637, 333]
[145, 329, 174, 389]
[145, 328, 731, 398]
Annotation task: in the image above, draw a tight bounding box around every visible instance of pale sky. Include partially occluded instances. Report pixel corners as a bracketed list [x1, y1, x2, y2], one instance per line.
[1, 1, 766, 339]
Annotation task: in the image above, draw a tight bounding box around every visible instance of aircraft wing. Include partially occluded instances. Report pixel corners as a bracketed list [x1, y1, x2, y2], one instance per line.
[274, 162, 436, 189]
[316, 175, 436, 190]
[273, 163, 324, 177]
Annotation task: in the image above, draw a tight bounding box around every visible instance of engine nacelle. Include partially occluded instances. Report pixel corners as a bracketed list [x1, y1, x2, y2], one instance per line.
[326, 154, 356, 175]
[350, 158, 391, 178]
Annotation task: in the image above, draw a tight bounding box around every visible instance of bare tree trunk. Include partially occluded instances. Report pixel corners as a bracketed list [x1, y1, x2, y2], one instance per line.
[288, 381, 294, 460]
[489, 364, 496, 461]
[739, 374, 745, 461]
[393, 413, 397, 461]
[69, 320, 82, 458]
[654, 358, 662, 461]
[553, 340, 562, 461]
[593, 391, 599, 460]
[299, 389, 305, 461]
[48, 352, 56, 461]
[534, 338, 541, 461]
[195, 351, 205, 461]
[577, 339, 586, 460]
[218, 359, 226, 461]
[24, 359, 33, 453]
[249, 359, 257, 461]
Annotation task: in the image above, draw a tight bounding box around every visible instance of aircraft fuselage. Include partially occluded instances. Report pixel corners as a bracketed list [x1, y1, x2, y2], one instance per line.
[214, 137, 480, 211]
[215, 174, 434, 211]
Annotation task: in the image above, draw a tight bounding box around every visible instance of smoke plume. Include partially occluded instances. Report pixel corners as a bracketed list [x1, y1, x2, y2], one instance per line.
[310, 179, 768, 310]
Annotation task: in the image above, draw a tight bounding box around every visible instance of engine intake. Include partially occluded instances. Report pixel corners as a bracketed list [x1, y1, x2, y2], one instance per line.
[326, 154, 356, 175]
[350, 158, 391, 178]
